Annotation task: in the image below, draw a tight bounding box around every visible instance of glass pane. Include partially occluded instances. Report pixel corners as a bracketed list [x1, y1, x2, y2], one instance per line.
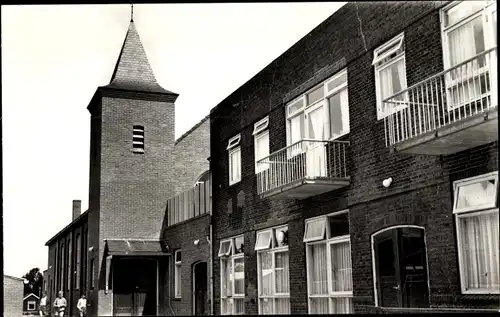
[448, 17, 485, 67]
[234, 298, 245, 315]
[309, 297, 329, 314]
[330, 241, 353, 292]
[328, 213, 350, 238]
[275, 298, 291, 314]
[224, 259, 233, 297]
[234, 258, 245, 295]
[307, 85, 324, 105]
[259, 298, 273, 314]
[259, 252, 273, 296]
[309, 243, 328, 295]
[379, 58, 406, 101]
[289, 114, 305, 144]
[459, 211, 500, 290]
[222, 298, 232, 315]
[230, 148, 241, 181]
[255, 231, 272, 250]
[305, 218, 326, 241]
[327, 73, 347, 92]
[288, 99, 304, 116]
[255, 131, 269, 162]
[445, 1, 485, 26]
[275, 252, 290, 293]
[307, 106, 326, 140]
[276, 227, 288, 247]
[331, 297, 354, 314]
[219, 241, 231, 256]
[456, 178, 497, 209]
[328, 89, 349, 138]
[234, 236, 244, 254]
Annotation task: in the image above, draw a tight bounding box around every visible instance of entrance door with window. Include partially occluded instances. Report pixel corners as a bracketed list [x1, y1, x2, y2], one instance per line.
[304, 102, 327, 178]
[193, 262, 208, 316]
[373, 227, 430, 308]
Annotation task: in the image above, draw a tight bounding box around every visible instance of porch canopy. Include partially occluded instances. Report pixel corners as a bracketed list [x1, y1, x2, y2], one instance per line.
[105, 238, 171, 256]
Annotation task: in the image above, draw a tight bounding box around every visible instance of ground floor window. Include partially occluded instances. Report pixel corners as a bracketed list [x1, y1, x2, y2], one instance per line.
[453, 171, 499, 294]
[256, 225, 290, 314]
[304, 210, 353, 314]
[27, 301, 36, 311]
[372, 226, 430, 308]
[219, 235, 245, 315]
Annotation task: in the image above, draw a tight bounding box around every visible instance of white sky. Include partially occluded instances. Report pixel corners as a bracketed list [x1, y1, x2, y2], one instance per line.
[2, 3, 345, 278]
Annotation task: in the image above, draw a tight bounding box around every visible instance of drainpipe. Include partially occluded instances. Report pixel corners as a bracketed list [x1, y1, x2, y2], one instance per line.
[209, 223, 214, 315]
[168, 257, 176, 316]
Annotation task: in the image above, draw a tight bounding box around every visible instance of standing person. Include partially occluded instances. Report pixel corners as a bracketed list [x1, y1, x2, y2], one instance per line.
[53, 291, 67, 317]
[76, 294, 87, 317]
[39, 292, 48, 316]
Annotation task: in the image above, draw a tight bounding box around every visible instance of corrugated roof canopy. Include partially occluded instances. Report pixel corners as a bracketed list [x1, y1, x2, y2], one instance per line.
[105, 239, 170, 256]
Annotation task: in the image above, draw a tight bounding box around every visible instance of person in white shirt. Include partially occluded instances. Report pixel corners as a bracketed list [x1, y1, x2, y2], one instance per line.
[77, 294, 87, 317]
[39, 292, 47, 316]
[53, 291, 67, 317]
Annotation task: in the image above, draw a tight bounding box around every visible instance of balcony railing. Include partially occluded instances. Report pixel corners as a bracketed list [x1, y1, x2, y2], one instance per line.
[384, 48, 498, 149]
[166, 180, 211, 226]
[256, 139, 350, 198]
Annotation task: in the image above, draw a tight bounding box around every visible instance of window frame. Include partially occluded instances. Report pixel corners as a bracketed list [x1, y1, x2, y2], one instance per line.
[453, 171, 499, 295]
[174, 250, 182, 298]
[254, 229, 273, 251]
[219, 235, 245, 315]
[256, 225, 291, 315]
[254, 129, 270, 174]
[285, 69, 350, 150]
[373, 32, 408, 120]
[304, 210, 353, 314]
[27, 301, 36, 311]
[228, 134, 242, 186]
[303, 217, 327, 243]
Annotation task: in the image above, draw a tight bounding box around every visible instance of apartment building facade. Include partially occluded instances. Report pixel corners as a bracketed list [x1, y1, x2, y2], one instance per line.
[209, 1, 498, 314]
[45, 19, 213, 316]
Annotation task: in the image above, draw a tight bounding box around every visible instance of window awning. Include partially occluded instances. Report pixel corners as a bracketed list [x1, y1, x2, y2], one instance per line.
[105, 239, 171, 256]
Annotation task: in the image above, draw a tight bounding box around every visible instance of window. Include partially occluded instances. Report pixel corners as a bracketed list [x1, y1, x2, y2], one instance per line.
[253, 117, 270, 174]
[194, 170, 210, 187]
[453, 171, 499, 294]
[219, 236, 245, 315]
[441, 1, 497, 110]
[90, 259, 95, 289]
[76, 234, 81, 289]
[27, 301, 36, 311]
[132, 125, 145, 153]
[286, 69, 350, 152]
[304, 211, 353, 314]
[256, 226, 290, 314]
[67, 238, 72, 291]
[174, 250, 182, 298]
[59, 244, 65, 291]
[227, 134, 242, 185]
[373, 33, 408, 119]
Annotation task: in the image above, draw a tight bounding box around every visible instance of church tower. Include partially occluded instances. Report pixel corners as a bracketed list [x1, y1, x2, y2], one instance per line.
[85, 16, 177, 315]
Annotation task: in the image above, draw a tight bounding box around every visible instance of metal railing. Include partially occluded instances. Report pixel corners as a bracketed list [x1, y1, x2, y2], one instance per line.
[166, 180, 210, 226]
[384, 47, 498, 147]
[256, 139, 350, 195]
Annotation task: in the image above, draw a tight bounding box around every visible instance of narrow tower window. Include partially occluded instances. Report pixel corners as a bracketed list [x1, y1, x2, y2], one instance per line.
[133, 125, 145, 153]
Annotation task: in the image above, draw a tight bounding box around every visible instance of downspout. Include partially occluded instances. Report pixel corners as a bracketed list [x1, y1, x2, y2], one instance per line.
[209, 169, 214, 315]
[168, 254, 176, 316]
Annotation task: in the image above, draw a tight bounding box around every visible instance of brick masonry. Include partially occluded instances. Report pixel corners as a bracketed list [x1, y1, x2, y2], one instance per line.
[4, 275, 24, 317]
[210, 1, 499, 314]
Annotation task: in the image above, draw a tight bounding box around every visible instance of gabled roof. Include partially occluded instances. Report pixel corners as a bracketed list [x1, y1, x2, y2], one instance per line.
[101, 21, 176, 95]
[45, 210, 89, 246]
[23, 293, 40, 301]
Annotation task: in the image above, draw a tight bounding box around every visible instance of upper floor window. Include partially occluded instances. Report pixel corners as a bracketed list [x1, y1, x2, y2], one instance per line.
[219, 236, 245, 315]
[132, 125, 145, 154]
[286, 69, 350, 149]
[253, 117, 270, 174]
[453, 171, 499, 294]
[75, 234, 81, 290]
[373, 33, 408, 120]
[227, 134, 242, 185]
[255, 225, 290, 314]
[304, 211, 353, 314]
[174, 250, 182, 298]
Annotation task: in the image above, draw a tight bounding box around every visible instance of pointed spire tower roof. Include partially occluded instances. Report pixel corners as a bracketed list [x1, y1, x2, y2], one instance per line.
[101, 18, 175, 95]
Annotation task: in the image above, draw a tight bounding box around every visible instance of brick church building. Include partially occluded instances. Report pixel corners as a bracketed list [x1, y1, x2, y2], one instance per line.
[45, 17, 212, 316]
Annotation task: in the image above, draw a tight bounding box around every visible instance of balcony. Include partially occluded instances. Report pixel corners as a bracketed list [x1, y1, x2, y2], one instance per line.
[256, 139, 350, 199]
[166, 180, 211, 226]
[384, 48, 498, 155]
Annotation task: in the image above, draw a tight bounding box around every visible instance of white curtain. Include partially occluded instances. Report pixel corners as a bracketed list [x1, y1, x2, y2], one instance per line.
[290, 115, 304, 144]
[306, 107, 327, 177]
[379, 58, 406, 115]
[310, 244, 328, 295]
[275, 251, 290, 294]
[234, 298, 245, 315]
[330, 242, 353, 292]
[310, 298, 329, 314]
[340, 89, 350, 135]
[460, 211, 499, 291]
[234, 258, 245, 295]
[255, 132, 269, 173]
[230, 149, 241, 182]
[259, 252, 273, 296]
[275, 298, 291, 314]
[331, 297, 353, 314]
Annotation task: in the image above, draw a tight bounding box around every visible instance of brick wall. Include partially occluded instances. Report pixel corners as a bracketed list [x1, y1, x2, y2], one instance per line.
[210, 1, 498, 314]
[162, 214, 211, 316]
[173, 117, 210, 195]
[4, 275, 23, 317]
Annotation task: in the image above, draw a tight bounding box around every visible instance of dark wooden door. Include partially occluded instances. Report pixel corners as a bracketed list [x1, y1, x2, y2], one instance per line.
[194, 262, 208, 315]
[374, 227, 429, 308]
[113, 258, 157, 316]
